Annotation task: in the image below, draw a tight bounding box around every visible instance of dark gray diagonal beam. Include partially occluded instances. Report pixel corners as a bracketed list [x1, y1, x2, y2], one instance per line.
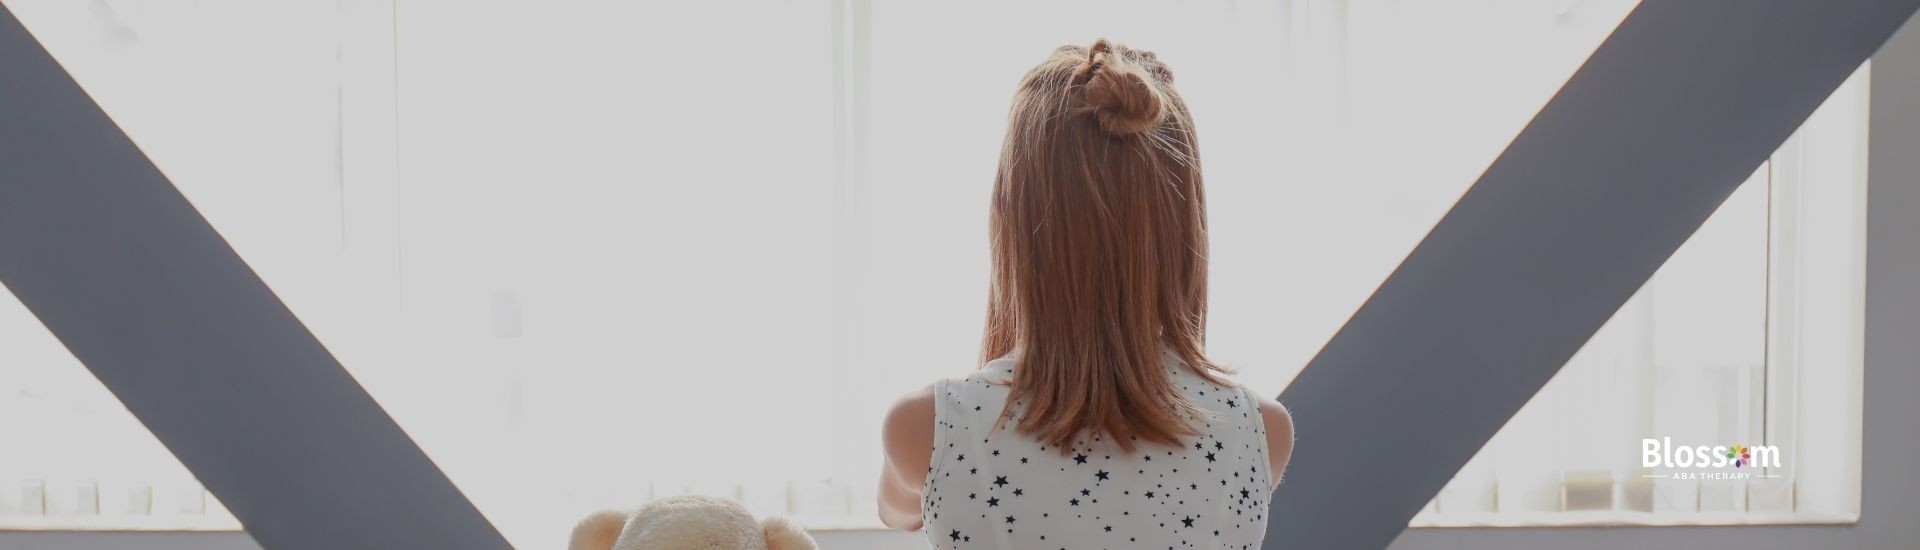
[0, 6, 510, 550]
[1266, 1, 1919, 548]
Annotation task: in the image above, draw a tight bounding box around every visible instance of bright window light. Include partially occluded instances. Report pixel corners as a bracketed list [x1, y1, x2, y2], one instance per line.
[0, 0, 1864, 546]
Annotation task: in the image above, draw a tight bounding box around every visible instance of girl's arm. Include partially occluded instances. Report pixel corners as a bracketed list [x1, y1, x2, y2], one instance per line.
[877, 385, 935, 531]
[1253, 392, 1296, 491]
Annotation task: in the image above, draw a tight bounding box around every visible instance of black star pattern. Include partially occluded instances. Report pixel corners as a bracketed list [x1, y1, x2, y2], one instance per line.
[917, 352, 1274, 549]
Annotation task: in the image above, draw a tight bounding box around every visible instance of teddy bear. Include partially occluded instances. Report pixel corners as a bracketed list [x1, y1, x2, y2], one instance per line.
[568, 495, 819, 550]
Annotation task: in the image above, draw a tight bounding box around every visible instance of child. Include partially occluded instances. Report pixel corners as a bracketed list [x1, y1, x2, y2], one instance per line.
[877, 38, 1295, 549]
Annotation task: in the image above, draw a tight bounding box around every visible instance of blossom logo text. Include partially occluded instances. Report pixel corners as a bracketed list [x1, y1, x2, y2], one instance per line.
[1641, 437, 1781, 480]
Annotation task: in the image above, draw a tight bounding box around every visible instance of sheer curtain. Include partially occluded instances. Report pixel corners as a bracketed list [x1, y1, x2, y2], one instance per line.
[1420, 67, 1868, 525]
[0, 1, 1864, 546]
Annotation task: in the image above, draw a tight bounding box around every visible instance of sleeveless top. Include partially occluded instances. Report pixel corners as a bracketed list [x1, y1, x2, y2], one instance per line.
[920, 350, 1274, 549]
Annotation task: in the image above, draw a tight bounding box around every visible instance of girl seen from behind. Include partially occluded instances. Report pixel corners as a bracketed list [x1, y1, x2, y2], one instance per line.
[877, 38, 1295, 549]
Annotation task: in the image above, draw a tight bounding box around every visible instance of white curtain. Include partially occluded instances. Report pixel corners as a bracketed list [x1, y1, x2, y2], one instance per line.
[5, 1, 1862, 547]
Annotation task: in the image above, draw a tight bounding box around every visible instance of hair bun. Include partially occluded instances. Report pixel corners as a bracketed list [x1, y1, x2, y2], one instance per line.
[1073, 38, 1168, 136]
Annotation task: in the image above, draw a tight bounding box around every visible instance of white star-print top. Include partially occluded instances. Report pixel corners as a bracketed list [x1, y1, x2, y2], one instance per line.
[920, 351, 1273, 550]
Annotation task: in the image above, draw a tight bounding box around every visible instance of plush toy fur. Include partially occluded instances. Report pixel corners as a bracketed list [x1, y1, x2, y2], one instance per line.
[569, 495, 818, 550]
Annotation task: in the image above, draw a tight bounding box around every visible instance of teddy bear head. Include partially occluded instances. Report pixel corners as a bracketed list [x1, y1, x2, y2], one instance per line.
[569, 495, 818, 550]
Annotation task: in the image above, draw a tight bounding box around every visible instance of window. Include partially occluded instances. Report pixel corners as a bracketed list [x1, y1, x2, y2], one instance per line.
[0, 0, 1863, 546]
[1416, 65, 1870, 527]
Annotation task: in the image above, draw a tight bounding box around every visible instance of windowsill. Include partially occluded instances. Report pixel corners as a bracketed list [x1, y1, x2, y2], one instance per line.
[0, 511, 1860, 535]
[802, 510, 1865, 533]
[790, 511, 1868, 533]
[0, 515, 897, 535]
[0, 516, 239, 531]
[1408, 510, 1860, 528]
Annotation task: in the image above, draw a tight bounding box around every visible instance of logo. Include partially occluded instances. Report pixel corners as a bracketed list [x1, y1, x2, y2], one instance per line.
[1725, 444, 1754, 468]
[1640, 437, 1781, 480]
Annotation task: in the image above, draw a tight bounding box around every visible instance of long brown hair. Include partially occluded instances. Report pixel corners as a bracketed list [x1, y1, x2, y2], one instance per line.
[982, 38, 1230, 453]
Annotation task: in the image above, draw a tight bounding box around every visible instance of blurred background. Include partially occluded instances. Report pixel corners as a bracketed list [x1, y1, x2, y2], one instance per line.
[0, 0, 1866, 547]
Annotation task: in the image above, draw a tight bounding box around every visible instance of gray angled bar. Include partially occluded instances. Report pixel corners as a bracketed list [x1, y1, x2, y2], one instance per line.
[0, 6, 511, 550]
[1265, 1, 1920, 548]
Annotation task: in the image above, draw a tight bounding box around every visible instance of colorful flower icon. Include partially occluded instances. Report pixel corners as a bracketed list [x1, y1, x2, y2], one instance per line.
[1728, 444, 1751, 467]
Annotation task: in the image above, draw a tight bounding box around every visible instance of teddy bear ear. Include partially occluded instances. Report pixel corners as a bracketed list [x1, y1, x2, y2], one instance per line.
[760, 516, 818, 550]
[568, 509, 629, 550]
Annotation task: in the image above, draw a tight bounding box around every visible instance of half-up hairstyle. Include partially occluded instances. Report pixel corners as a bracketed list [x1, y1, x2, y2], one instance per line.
[982, 38, 1229, 453]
